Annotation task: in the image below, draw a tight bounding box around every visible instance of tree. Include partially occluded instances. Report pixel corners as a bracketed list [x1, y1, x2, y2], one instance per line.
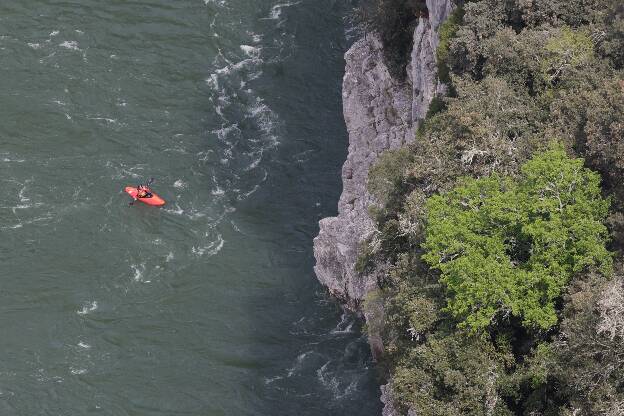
[538, 274, 624, 414]
[392, 332, 513, 415]
[422, 145, 612, 331]
[540, 27, 595, 86]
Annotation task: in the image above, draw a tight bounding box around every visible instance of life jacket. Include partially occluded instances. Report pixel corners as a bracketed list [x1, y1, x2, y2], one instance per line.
[137, 187, 152, 198]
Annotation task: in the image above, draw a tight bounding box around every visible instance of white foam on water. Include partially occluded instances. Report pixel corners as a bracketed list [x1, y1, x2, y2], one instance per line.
[87, 116, 118, 125]
[166, 252, 174, 262]
[240, 44, 261, 58]
[200, 18, 290, 236]
[38, 51, 56, 64]
[49, 30, 59, 37]
[1, 156, 25, 163]
[335, 380, 358, 399]
[287, 351, 313, 377]
[131, 263, 147, 282]
[173, 179, 187, 189]
[18, 184, 30, 203]
[191, 234, 224, 257]
[267, 2, 300, 20]
[70, 367, 87, 375]
[27, 43, 42, 49]
[35, 368, 64, 383]
[330, 312, 355, 334]
[2, 156, 26, 163]
[59, 40, 80, 51]
[211, 186, 225, 196]
[236, 183, 260, 200]
[77, 341, 91, 349]
[77, 301, 98, 315]
[214, 58, 255, 76]
[243, 152, 263, 171]
[264, 375, 283, 385]
[189, 210, 207, 220]
[213, 123, 239, 142]
[316, 361, 357, 399]
[105, 161, 144, 180]
[249, 32, 263, 43]
[164, 203, 184, 216]
[248, 98, 280, 148]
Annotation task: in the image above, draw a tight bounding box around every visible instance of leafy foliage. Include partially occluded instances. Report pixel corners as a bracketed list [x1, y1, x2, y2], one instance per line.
[422, 146, 612, 331]
[437, 6, 464, 86]
[393, 332, 514, 415]
[368, 147, 414, 210]
[540, 27, 594, 86]
[360, 0, 624, 412]
[599, 0, 624, 69]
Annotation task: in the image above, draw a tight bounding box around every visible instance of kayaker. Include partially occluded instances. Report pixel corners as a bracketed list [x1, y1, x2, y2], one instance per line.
[127, 178, 164, 206]
[136, 184, 153, 199]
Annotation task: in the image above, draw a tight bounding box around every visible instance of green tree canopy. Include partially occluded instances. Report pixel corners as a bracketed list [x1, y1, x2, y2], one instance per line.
[422, 145, 612, 331]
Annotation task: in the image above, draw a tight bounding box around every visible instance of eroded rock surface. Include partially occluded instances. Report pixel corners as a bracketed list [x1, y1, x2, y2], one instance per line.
[313, 33, 412, 308]
[314, 1, 454, 414]
[314, 0, 454, 308]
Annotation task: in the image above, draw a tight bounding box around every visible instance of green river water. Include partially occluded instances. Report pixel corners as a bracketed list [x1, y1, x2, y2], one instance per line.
[0, 1, 381, 414]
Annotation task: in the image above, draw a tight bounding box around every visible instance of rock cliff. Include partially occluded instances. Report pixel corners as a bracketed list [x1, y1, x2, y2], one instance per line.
[314, 0, 453, 307]
[313, 0, 454, 414]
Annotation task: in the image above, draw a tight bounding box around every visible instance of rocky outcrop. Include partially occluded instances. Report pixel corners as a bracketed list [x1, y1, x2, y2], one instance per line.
[313, 33, 413, 308]
[409, 0, 453, 121]
[314, 0, 454, 414]
[314, 0, 454, 308]
[380, 383, 400, 416]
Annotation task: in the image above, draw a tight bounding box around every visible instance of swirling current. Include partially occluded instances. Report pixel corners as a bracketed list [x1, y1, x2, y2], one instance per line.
[0, 1, 381, 415]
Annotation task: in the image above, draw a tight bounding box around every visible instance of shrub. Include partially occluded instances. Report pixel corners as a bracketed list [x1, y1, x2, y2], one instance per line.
[540, 27, 594, 86]
[392, 332, 514, 415]
[368, 147, 414, 211]
[436, 6, 464, 86]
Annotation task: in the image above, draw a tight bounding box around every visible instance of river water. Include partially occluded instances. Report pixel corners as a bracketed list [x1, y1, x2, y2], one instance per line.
[0, 1, 381, 414]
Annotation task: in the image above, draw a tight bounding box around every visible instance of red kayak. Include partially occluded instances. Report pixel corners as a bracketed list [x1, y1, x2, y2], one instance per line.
[125, 186, 166, 206]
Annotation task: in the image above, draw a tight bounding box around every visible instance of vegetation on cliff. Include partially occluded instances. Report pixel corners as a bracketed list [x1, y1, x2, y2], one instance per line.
[423, 146, 612, 332]
[362, 0, 624, 414]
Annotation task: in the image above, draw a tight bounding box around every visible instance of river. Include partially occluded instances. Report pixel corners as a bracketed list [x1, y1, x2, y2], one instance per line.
[0, 1, 381, 414]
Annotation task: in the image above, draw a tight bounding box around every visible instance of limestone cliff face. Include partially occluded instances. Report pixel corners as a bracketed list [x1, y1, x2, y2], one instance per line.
[313, 33, 412, 308]
[314, 0, 454, 308]
[314, 1, 454, 414]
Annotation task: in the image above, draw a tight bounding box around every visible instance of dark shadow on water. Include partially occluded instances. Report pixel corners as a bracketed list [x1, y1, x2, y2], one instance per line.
[221, 1, 383, 415]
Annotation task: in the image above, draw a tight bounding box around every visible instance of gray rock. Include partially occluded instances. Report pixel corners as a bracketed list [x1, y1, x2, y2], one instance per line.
[314, 1, 454, 414]
[313, 33, 412, 309]
[314, 0, 454, 309]
[381, 383, 400, 416]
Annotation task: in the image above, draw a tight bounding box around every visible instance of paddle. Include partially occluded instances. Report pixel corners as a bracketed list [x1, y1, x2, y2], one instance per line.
[129, 177, 155, 206]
